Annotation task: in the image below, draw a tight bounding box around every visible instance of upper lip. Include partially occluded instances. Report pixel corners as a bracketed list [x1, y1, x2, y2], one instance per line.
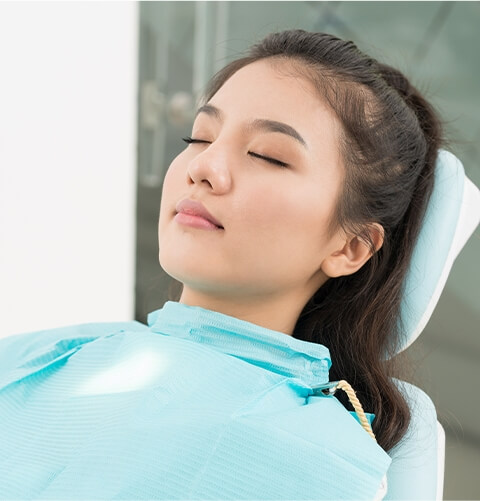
[175, 199, 224, 228]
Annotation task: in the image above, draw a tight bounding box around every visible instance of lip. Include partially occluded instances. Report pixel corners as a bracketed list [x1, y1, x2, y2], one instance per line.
[175, 199, 224, 229]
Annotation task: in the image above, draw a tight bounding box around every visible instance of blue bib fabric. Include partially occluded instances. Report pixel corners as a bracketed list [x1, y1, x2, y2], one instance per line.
[0, 301, 391, 499]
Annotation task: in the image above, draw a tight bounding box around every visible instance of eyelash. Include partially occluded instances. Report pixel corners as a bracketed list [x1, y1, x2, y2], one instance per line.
[181, 136, 289, 168]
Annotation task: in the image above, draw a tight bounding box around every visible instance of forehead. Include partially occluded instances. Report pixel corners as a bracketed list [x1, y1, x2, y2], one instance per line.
[210, 59, 324, 116]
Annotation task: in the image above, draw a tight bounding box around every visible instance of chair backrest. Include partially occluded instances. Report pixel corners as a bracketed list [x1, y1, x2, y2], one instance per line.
[388, 150, 480, 358]
[386, 151, 479, 500]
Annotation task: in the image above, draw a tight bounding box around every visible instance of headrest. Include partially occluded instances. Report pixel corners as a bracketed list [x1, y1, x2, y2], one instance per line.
[390, 150, 480, 357]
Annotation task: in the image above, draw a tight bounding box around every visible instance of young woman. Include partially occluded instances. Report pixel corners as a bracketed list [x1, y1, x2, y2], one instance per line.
[159, 28, 440, 453]
[0, 30, 447, 499]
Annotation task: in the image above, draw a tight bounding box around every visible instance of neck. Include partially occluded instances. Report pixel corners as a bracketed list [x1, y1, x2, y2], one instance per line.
[178, 287, 313, 336]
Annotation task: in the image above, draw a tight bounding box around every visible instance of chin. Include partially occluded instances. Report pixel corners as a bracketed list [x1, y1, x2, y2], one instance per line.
[159, 254, 203, 285]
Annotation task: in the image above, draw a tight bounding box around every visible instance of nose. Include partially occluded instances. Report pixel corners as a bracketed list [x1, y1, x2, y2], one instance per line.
[186, 143, 233, 194]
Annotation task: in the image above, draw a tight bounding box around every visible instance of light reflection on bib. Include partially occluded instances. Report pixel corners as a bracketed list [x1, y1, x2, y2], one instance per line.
[75, 350, 169, 395]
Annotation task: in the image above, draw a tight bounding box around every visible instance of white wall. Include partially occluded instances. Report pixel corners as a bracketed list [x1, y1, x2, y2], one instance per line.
[0, 2, 138, 338]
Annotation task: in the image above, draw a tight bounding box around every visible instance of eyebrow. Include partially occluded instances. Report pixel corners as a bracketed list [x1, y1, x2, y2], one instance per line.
[195, 103, 308, 149]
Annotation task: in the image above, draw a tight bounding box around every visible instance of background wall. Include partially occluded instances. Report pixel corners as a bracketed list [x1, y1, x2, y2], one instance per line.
[0, 2, 138, 336]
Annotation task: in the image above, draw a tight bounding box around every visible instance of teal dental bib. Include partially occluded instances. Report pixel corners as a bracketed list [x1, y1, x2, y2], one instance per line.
[0, 301, 390, 499]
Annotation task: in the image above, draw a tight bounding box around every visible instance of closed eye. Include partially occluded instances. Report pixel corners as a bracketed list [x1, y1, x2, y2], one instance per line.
[248, 151, 289, 168]
[182, 136, 210, 145]
[182, 136, 289, 168]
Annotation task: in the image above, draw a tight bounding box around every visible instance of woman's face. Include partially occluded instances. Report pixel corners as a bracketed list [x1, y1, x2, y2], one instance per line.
[158, 59, 346, 306]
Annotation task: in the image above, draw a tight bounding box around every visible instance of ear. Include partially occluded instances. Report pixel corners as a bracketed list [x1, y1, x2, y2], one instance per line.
[321, 223, 384, 278]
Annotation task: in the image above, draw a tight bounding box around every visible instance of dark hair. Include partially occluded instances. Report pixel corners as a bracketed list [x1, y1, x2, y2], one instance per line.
[200, 30, 443, 452]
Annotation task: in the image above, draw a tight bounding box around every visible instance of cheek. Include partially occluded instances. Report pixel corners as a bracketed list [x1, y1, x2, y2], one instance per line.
[244, 183, 330, 241]
[163, 154, 185, 191]
[239, 184, 338, 279]
[158, 163, 182, 244]
[160, 156, 185, 213]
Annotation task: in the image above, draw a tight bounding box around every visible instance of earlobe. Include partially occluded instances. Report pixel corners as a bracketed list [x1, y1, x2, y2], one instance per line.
[321, 223, 384, 278]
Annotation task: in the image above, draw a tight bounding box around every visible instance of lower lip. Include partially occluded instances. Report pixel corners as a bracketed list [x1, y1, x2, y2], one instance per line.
[174, 212, 223, 230]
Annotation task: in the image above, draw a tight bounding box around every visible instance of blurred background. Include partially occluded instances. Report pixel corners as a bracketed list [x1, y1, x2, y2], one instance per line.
[0, 1, 478, 499]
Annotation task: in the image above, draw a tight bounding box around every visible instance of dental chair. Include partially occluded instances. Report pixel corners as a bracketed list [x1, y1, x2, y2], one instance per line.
[382, 150, 480, 500]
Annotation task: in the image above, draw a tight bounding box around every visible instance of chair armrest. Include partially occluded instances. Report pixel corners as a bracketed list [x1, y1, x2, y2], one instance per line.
[384, 379, 439, 500]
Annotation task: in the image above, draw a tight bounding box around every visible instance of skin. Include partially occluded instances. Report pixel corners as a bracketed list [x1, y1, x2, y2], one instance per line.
[158, 59, 383, 335]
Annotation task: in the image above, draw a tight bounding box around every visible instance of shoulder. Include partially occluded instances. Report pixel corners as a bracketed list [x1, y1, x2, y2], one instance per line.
[0, 319, 149, 349]
[0, 320, 149, 378]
